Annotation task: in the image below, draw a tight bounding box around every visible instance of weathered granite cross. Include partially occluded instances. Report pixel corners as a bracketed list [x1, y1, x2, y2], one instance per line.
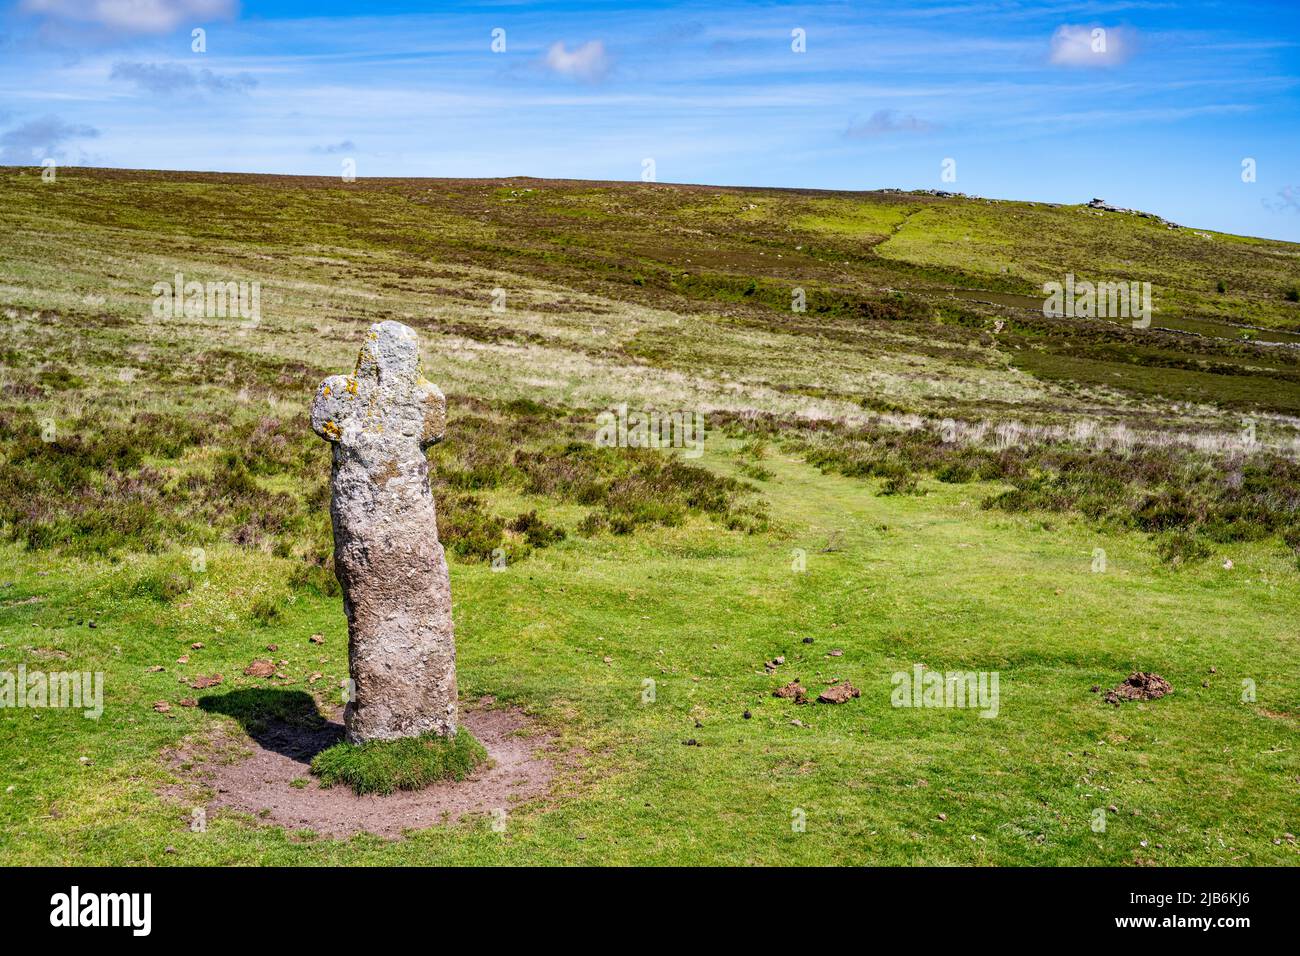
[311, 320, 455, 744]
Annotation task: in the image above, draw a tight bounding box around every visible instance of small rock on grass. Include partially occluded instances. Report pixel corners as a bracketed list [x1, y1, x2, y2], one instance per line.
[243, 659, 276, 678]
[189, 674, 222, 690]
[818, 682, 861, 704]
[309, 634, 325, 645]
[153, 701, 171, 713]
[1103, 672, 1172, 706]
[773, 681, 808, 704]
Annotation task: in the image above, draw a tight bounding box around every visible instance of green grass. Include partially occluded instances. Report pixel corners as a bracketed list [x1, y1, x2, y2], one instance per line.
[311, 730, 488, 795]
[1, 449, 1296, 864]
[0, 168, 1298, 865]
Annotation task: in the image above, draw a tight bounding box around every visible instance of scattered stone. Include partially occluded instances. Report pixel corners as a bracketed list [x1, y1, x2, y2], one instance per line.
[789, 719, 804, 728]
[244, 659, 276, 679]
[802, 637, 814, 644]
[937, 813, 947, 821]
[308, 672, 323, 684]
[773, 681, 808, 704]
[165, 846, 176, 855]
[1089, 685, 1100, 693]
[176, 655, 189, 665]
[818, 682, 861, 704]
[1104, 672, 1172, 706]
[682, 738, 699, 747]
[309, 634, 325, 645]
[602, 655, 612, 664]
[266, 644, 278, 652]
[87, 621, 96, 629]
[191, 642, 204, 650]
[189, 674, 223, 690]
[146, 665, 165, 673]
[742, 710, 752, 719]
[153, 701, 171, 713]
[827, 649, 844, 658]
[178, 698, 198, 708]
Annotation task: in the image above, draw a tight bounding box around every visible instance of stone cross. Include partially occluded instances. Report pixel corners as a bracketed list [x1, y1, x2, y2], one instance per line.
[311, 320, 455, 744]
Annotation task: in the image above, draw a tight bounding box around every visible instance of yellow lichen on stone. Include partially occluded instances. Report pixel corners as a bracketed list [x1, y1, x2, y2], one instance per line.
[345, 377, 358, 396]
[322, 419, 341, 440]
[322, 384, 332, 397]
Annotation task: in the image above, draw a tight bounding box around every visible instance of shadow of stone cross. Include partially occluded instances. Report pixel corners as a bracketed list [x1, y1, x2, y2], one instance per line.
[311, 320, 457, 744]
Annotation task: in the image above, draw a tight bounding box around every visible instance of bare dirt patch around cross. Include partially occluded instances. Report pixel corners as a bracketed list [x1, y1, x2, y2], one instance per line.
[164, 700, 556, 839]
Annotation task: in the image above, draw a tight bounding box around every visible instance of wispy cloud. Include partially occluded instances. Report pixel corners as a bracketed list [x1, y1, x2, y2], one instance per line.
[1262, 186, 1300, 215]
[844, 110, 938, 138]
[0, 114, 98, 164]
[543, 40, 611, 81]
[311, 140, 356, 155]
[20, 0, 239, 35]
[110, 61, 257, 95]
[1049, 24, 1138, 67]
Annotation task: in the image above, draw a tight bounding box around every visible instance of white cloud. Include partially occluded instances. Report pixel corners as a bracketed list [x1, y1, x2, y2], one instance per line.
[1049, 24, 1136, 67]
[544, 40, 611, 81]
[20, 0, 238, 35]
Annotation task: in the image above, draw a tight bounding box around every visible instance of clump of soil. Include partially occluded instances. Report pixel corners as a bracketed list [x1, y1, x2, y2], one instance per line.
[163, 703, 556, 839]
[773, 681, 807, 704]
[1104, 672, 1172, 706]
[817, 682, 860, 704]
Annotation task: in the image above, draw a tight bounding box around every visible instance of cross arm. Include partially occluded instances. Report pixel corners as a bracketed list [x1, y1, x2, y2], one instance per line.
[311, 374, 358, 443]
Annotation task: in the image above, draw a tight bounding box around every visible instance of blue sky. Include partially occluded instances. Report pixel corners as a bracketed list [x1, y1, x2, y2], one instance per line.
[2, 0, 1298, 240]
